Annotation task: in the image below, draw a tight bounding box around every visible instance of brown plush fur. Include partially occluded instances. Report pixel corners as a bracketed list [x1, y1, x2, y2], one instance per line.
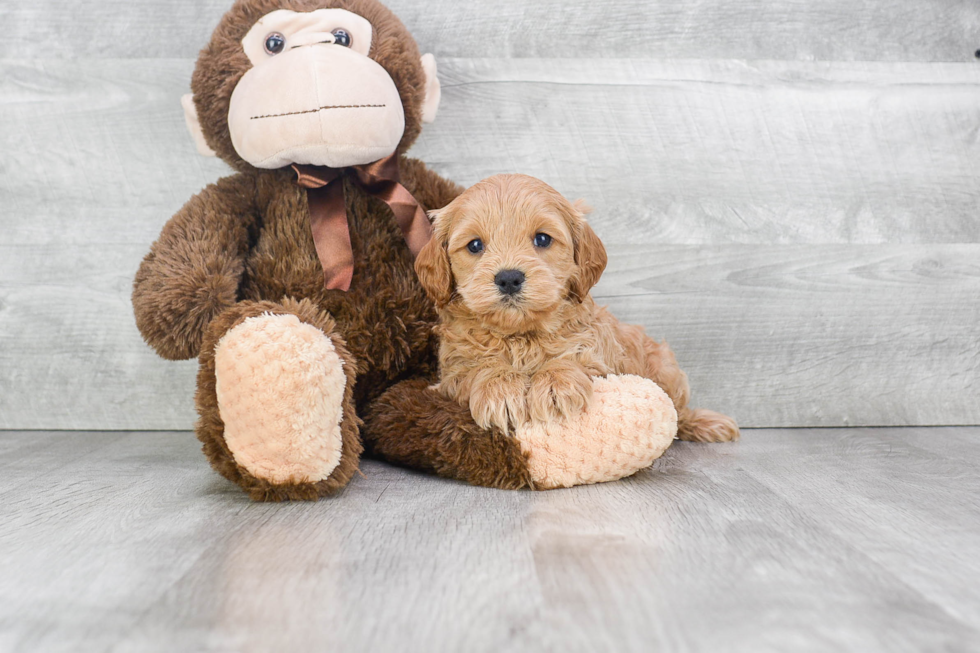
[415, 174, 739, 443]
[363, 380, 535, 490]
[133, 0, 537, 499]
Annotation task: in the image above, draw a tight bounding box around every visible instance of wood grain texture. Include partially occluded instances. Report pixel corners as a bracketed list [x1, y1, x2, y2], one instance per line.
[3, 241, 976, 429]
[0, 244, 200, 431]
[0, 60, 230, 247]
[1, 428, 979, 652]
[592, 244, 980, 428]
[3, 0, 979, 62]
[5, 59, 979, 246]
[731, 427, 980, 628]
[425, 58, 980, 245]
[1, 57, 978, 429]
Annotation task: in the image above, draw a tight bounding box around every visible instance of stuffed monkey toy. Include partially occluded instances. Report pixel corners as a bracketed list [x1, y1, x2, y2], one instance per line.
[133, 0, 684, 501]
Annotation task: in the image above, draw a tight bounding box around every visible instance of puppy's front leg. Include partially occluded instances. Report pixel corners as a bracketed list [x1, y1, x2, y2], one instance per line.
[468, 366, 530, 433]
[528, 359, 593, 424]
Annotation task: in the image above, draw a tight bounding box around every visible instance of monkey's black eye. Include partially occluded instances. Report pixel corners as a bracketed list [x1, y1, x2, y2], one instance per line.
[331, 29, 352, 47]
[466, 239, 484, 254]
[264, 32, 286, 55]
[533, 233, 553, 248]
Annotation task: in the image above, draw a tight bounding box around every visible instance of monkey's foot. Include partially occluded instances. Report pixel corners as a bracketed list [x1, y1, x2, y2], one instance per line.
[213, 313, 347, 485]
[514, 375, 677, 490]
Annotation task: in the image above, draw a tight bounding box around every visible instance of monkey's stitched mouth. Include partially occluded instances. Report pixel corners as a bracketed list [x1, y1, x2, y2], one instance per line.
[250, 104, 386, 120]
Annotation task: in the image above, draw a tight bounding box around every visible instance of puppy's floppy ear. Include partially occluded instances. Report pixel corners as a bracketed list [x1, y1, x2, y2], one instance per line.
[567, 200, 607, 303]
[415, 209, 455, 307]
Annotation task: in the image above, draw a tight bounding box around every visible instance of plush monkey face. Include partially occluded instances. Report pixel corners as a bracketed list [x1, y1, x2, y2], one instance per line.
[185, 0, 440, 172]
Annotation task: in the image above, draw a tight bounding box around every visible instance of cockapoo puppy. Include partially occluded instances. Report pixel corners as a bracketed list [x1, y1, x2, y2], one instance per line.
[415, 173, 739, 443]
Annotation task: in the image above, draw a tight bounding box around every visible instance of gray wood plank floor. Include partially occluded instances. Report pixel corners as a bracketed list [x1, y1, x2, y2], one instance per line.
[1, 428, 978, 652]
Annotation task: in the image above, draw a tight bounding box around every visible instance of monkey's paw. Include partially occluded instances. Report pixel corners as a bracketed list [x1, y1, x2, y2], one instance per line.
[214, 313, 347, 485]
[515, 375, 677, 489]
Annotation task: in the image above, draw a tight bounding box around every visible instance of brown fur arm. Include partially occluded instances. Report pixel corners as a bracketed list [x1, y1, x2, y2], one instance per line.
[133, 173, 259, 360]
[362, 379, 534, 490]
[399, 156, 464, 211]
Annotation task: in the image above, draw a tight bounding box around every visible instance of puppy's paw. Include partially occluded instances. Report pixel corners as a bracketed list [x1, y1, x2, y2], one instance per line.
[469, 372, 529, 432]
[528, 362, 593, 424]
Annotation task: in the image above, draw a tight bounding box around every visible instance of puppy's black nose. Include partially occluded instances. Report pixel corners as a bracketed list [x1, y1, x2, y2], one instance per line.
[494, 269, 525, 295]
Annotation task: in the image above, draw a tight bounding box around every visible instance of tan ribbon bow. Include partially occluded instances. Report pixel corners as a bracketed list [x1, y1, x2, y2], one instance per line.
[292, 153, 433, 292]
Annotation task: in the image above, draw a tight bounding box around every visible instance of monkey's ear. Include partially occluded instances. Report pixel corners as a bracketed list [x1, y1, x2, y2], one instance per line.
[420, 54, 441, 124]
[568, 216, 607, 303]
[181, 94, 217, 157]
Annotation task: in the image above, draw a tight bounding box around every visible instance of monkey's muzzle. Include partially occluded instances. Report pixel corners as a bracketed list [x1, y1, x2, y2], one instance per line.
[227, 44, 406, 169]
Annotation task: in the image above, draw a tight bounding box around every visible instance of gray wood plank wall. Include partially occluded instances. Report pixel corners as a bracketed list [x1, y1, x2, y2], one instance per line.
[1, 1, 978, 430]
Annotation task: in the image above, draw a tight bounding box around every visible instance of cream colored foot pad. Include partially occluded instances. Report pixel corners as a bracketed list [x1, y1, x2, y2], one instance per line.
[214, 313, 346, 484]
[516, 375, 677, 489]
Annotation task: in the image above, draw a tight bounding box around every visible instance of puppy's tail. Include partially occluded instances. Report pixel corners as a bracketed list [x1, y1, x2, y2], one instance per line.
[676, 407, 740, 443]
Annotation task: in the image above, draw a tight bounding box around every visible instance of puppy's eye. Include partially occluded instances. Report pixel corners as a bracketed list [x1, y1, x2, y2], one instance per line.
[264, 32, 286, 55]
[466, 239, 484, 254]
[533, 233, 553, 248]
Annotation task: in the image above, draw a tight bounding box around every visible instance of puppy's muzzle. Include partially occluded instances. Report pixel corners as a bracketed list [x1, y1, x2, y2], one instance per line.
[494, 269, 525, 296]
